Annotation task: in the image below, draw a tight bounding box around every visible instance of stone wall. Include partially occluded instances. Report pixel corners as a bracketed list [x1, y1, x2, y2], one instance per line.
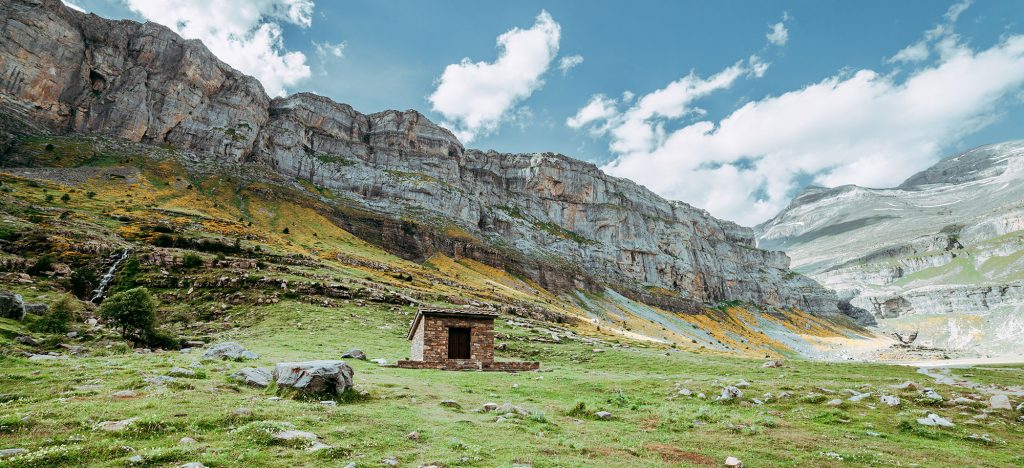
[396, 360, 539, 372]
[410, 318, 425, 361]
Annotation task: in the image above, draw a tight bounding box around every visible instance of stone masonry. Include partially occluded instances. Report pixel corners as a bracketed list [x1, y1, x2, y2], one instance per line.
[398, 308, 539, 372]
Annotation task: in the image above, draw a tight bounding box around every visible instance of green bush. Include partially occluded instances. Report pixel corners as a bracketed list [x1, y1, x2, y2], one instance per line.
[60, 193, 71, 203]
[30, 295, 77, 334]
[70, 267, 97, 299]
[98, 287, 157, 345]
[26, 255, 54, 276]
[181, 253, 203, 269]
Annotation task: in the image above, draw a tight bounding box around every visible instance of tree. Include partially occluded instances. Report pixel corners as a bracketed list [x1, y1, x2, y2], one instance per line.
[98, 287, 156, 344]
[60, 193, 71, 203]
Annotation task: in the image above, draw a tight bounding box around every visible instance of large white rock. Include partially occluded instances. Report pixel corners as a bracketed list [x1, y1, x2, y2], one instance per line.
[230, 368, 273, 388]
[989, 394, 1013, 410]
[273, 361, 354, 396]
[202, 342, 258, 361]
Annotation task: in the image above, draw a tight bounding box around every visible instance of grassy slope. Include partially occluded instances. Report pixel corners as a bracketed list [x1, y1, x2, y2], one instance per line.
[0, 135, 1021, 466]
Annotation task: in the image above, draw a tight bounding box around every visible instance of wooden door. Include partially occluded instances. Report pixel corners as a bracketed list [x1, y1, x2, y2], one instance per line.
[448, 327, 471, 359]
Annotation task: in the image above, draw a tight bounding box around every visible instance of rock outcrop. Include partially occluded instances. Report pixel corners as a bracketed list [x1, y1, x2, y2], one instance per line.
[0, 0, 854, 320]
[757, 141, 1024, 354]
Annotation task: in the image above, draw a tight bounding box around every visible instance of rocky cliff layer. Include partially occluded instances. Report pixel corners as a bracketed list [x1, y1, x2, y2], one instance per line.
[0, 0, 857, 321]
[757, 141, 1024, 354]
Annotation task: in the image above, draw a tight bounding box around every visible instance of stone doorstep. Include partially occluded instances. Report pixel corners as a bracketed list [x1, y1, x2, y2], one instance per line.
[395, 360, 540, 372]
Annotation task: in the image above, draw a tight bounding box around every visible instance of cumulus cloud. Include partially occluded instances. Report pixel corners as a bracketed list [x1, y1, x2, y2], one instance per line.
[558, 54, 584, 75]
[314, 40, 346, 58]
[124, 0, 314, 97]
[889, 41, 930, 63]
[428, 11, 561, 142]
[766, 21, 788, 46]
[571, 3, 1024, 226]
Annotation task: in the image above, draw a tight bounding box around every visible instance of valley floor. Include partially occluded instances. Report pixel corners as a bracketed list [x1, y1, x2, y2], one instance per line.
[2, 301, 1023, 467]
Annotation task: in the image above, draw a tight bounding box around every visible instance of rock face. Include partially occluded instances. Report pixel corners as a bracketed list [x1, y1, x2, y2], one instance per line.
[757, 141, 1024, 354]
[0, 0, 853, 321]
[272, 360, 354, 397]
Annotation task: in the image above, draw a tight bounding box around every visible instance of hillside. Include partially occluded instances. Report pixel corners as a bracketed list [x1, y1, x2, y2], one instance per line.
[757, 141, 1024, 355]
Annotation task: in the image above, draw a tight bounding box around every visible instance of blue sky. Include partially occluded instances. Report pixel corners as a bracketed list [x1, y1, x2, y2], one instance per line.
[64, 0, 1024, 225]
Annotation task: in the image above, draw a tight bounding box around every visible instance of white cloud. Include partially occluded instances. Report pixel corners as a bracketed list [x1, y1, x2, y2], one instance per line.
[889, 41, 930, 63]
[766, 21, 788, 46]
[314, 40, 346, 58]
[558, 54, 584, 75]
[621, 90, 635, 102]
[945, 0, 973, 22]
[566, 94, 618, 133]
[123, 0, 314, 97]
[428, 10, 561, 143]
[588, 32, 1024, 226]
[61, 1, 86, 12]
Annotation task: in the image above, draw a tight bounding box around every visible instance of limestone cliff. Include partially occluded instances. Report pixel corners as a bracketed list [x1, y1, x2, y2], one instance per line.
[0, 0, 860, 322]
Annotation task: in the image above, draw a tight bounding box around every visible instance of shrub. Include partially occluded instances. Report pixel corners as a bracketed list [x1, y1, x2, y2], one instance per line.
[30, 295, 77, 334]
[26, 255, 54, 276]
[282, 227, 290, 234]
[86, 191, 96, 199]
[98, 287, 156, 344]
[45, 194, 55, 203]
[44, 143, 55, 151]
[60, 193, 71, 203]
[70, 267, 97, 299]
[181, 253, 203, 269]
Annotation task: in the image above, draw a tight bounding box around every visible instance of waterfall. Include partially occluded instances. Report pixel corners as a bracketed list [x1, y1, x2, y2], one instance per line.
[91, 248, 131, 304]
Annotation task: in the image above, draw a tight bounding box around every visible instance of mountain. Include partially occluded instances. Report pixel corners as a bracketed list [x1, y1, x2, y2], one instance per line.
[0, 0, 873, 346]
[757, 141, 1024, 355]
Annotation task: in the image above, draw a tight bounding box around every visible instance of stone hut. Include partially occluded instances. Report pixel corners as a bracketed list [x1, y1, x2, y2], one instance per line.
[396, 307, 539, 371]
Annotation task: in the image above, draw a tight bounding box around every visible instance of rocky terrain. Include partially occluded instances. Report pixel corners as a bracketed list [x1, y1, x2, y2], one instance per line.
[757, 141, 1024, 356]
[0, 0, 865, 329]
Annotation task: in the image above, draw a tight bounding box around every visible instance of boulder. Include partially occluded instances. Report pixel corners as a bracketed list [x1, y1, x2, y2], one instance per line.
[440, 399, 461, 409]
[273, 361, 354, 396]
[595, 411, 612, 420]
[892, 381, 920, 391]
[97, 417, 137, 431]
[179, 464, 206, 468]
[0, 292, 25, 320]
[341, 349, 367, 360]
[719, 386, 743, 401]
[230, 368, 273, 388]
[272, 430, 319, 443]
[0, 448, 28, 459]
[23, 303, 48, 315]
[922, 389, 943, 401]
[762, 360, 784, 368]
[917, 413, 954, 427]
[482, 402, 499, 412]
[735, 380, 751, 388]
[725, 456, 743, 467]
[989, 395, 1012, 410]
[826, 399, 844, 407]
[880, 395, 901, 407]
[13, 336, 37, 346]
[168, 367, 196, 377]
[202, 342, 258, 361]
[371, 358, 388, 366]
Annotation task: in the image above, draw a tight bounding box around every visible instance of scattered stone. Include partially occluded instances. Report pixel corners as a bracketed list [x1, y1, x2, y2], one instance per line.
[752, 398, 764, 406]
[922, 389, 943, 401]
[97, 418, 137, 431]
[0, 448, 28, 459]
[848, 392, 872, 402]
[168, 367, 196, 377]
[184, 340, 205, 347]
[440, 400, 462, 409]
[676, 388, 692, 397]
[777, 391, 792, 399]
[383, 456, 399, 466]
[202, 342, 258, 361]
[495, 403, 529, 415]
[0, 291, 25, 321]
[320, 400, 337, 407]
[230, 407, 253, 418]
[144, 376, 176, 385]
[762, 359, 784, 368]
[13, 336, 37, 346]
[1017, 402, 1024, 412]
[112, 390, 139, 399]
[826, 399, 844, 407]
[892, 381, 920, 391]
[725, 456, 743, 467]
[917, 413, 954, 427]
[989, 395, 1012, 410]
[407, 431, 419, 440]
[719, 386, 743, 401]
[880, 395, 901, 407]
[66, 331, 78, 339]
[179, 437, 197, 446]
[229, 368, 272, 388]
[595, 411, 612, 420]
[128, 455, 144, 464]
[735, 380, 750, 388]
[697, 393, 706, 399]
[953, 397, 975, 405]
[273, 361, 355, 397]
[272, 430, 319, 443]
[341, 349, 367, 360]
[28, 354, 59, 361]
[179, 463, 206, 468]
[371, 358, 388, 366]
[482, 402, 499, 412]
